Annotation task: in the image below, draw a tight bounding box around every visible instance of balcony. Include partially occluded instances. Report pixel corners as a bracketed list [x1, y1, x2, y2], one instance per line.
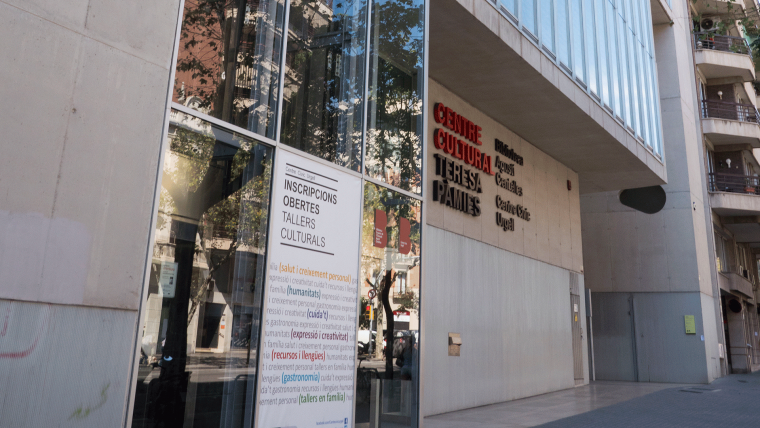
[709, 173, 760, 216]
[693, 0, 745, 15]
[702, 100, 760, 147]
[709, 173, 760, 194]
[718, 270, 755, 299]
[694, 33, 755, 82]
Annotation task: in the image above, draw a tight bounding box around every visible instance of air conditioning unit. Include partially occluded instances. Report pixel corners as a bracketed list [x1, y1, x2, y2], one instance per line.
[700, 18, 715, 31]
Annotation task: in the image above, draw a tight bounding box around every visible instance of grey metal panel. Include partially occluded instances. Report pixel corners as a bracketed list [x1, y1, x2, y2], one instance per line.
[423, 227, 578, 416]
[631, 293, 709, 383]
[591, 291, 711, 383]
[590, 292, 637, 381]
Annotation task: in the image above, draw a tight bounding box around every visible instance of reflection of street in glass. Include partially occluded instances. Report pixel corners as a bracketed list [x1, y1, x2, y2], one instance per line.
[132, 349, 259, 426]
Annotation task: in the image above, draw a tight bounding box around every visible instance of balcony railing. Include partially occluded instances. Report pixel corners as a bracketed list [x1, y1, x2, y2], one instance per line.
[708, 172, 760, 194]
[702, 100, 760, 123]
[693, 32, 752, 58]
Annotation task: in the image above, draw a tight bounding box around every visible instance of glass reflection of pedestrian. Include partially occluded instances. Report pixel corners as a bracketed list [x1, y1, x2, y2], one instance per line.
[400, 335, 416, 381]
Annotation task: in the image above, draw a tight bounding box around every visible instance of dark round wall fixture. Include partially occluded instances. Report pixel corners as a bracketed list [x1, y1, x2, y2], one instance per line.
[728, 299, 742, 313]
[619, 186, 667, 214]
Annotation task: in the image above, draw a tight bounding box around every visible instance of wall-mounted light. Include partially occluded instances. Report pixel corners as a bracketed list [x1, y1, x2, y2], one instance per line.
[718, 90, 723, 100]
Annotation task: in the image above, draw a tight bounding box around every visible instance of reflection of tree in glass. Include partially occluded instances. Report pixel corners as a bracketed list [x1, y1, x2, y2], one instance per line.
[150, 121, 271, 423]
[280, 0, 367, 171]
[365, 0, 424, 193]
[360, 183, 420, 378]
[161, 126, 271, 325]
[175, 0, 282, 137]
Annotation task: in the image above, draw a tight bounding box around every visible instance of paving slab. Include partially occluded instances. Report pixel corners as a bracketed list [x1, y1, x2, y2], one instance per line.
[426, 372, 760, 427]
[424, 380, 695, 428]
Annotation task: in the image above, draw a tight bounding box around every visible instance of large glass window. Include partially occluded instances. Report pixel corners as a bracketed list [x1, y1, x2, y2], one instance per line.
[501, 0, 518, 17]
[571, 0, 585, 83]
[594, 0, 609, 107]
[522, 0, 538, 35]
[556, 0, 571, 68]
[280, 0, 368, 171]
[365, 0, 425, 194]
[625, 17, 639, 134]
[174, 0, 286, 140]
[605, 1, 620, 115]
[583, 0, 598, 96]
[131, 110, 273, 427]
[356, 181, 421, 428]
[540, 0, 555, 54]
[638, 43, 652, 145]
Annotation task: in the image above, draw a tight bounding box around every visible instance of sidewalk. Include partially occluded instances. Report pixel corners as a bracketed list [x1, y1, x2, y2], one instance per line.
[423, 373, 760, 428]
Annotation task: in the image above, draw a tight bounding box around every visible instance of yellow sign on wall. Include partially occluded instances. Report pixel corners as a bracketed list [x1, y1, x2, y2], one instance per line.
[685, 315, 696, 334]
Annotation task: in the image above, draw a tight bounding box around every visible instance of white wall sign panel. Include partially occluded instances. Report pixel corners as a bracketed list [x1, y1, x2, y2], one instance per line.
[256, 149, 361, 428]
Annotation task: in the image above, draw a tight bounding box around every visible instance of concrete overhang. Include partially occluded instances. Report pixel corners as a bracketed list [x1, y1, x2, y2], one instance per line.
[695, 50, 755, 82]
[693, 0, 744, 15]
[651, 0, 673, 24]
[718, 272, 754, 299]
[711, 192, 760, 216]
[429, 0, 666, 194]
[722, 216, 760, 242]
[702, 118, 760, 147]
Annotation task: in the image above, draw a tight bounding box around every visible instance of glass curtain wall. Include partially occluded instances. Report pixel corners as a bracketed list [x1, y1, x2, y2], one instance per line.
[173, 0, 286, 140]
[356, 182, 422, 427]
[491, 0, 663, 157]
[134, 0, 425, 427]
[365, 0, 426, 194]
[131, 110, 273, 428]
[280, 0, 368, 171]
[540, 0, 555, 54]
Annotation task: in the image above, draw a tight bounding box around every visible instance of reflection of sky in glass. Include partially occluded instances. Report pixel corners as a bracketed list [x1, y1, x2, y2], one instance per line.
[374, 0, 424, 69]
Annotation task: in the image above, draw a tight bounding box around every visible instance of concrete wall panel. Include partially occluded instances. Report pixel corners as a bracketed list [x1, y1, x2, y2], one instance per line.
[0, 300, 136, 427]
[423, 227, 576, 416]
[0, 0, 178, 311]
[3, 0, 89, 32]
[663, 208, 700, 292]
[700, 292, 722, 382]
[53, 38, 169, 310]
[84, 0, 181, 68]
[0, 3, 82, 215]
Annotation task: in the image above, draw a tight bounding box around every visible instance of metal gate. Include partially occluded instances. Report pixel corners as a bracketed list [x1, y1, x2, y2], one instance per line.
[570, 273, 584, 384]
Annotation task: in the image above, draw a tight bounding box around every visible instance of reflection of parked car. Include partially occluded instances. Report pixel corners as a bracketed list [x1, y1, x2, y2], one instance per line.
[357, 330, 376, 356]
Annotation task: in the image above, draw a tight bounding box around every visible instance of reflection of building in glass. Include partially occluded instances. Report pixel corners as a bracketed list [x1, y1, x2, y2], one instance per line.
[173, 0, 285, 138]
